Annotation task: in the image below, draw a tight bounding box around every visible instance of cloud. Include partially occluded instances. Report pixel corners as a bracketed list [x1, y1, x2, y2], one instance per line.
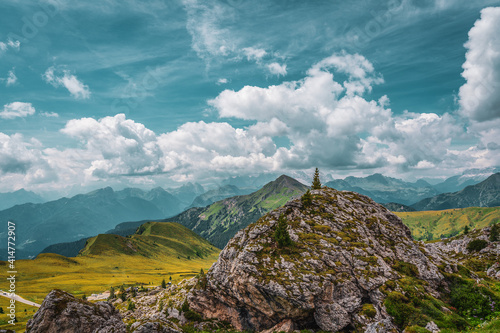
[0, 69, 17, 86]
[0, 39, 20, 54]
[267, 62, 287, 76]
[182, 0, 237, 60]
[458, 7, 500, 122]
[0, 102, 36, 119]
[217, 78, 228, 85]
[6, 69, 17, 86]
[0, 133, 56, 185]
[61, 114, 162, 177]
[0, 50, 492, 190]
[58, 113, 278, 180]
[43, 66, 91, 99]
[40, 112, 59, 118]
[243, 47, 267, 62]
[209, 52, 468, 171]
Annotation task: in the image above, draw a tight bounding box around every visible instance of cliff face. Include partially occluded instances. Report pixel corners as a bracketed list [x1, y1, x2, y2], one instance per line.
[26, 289, 126, 333]
[188, 188, 445, 332]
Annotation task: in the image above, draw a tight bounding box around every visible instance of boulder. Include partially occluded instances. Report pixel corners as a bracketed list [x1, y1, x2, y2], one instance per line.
[26, 289, 126, 333]
[188, 188, 445, 332]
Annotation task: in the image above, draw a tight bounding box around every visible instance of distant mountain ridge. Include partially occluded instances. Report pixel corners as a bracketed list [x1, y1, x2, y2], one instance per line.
[412, 173, 500, 211]
[0, 186, 185, 259]
[165, 175, 309, 248]
[325, 173, 439, 205]
[0, 189, 45, 210]
[188, 184, 254, 208]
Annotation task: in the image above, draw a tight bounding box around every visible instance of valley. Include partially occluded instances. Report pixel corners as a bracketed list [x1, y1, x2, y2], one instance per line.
[397, 207, 500, 240]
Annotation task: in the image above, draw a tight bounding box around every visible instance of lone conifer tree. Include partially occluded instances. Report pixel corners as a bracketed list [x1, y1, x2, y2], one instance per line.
[464, 225, 470, 235]
[490, 223, 499, 242]
[274, 214, 292, 248]
[108, 287, 115, 300]
[161, 278, 167, 289]
[312, 168, 321, 189]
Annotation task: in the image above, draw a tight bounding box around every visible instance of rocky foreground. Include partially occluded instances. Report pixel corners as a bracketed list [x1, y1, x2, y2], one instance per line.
[26, 188, 500, 332]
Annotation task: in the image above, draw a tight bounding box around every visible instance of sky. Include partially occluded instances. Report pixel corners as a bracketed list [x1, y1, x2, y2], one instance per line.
[0, 0, 500, 195]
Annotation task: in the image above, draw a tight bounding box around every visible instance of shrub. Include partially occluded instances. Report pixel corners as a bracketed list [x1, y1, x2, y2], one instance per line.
[392, 261, 419, 277]
[181, 300, 203, 321]
[449, 275, 500, 320]
[361, 303, 377, 318]
[384, 291, 414, 328]
[274, 214, 292, 248]
[127, 301, 135, 311]
[301, 190, 312, 207]
[466, 239, 488, 252]
[490, 223, 499, 242]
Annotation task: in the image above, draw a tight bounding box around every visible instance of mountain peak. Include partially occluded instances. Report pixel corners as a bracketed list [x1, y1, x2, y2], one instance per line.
[188, 187, 444, 332]
[265, 174, 307, 190]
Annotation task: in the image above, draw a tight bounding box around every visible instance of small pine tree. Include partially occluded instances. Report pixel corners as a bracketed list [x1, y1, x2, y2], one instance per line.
[169, 276, 172, 281]
[301, 190, 312, 207]
[120, 292, 126, 302]
[108, 287, 115, 300]
[464, 225, 470, 235]
[274, 214, 292, 248]
[82, 294, 87, 301]
[161, 278, 166, 289]
[127, 301, 135, 311]
[490, 223, 499, 242]
[0, 306, 3, 314]
[312, 168, 321, 189]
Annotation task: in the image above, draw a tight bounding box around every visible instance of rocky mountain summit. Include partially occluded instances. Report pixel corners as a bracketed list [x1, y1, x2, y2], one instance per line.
[187, 188, 453, 332]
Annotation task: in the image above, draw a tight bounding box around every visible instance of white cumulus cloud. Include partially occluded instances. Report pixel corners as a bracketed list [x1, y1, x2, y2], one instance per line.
[0, 102, 36, 119]
[458, 7, 500, 122]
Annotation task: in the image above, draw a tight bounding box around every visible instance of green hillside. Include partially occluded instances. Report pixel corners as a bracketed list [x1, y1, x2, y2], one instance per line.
[0, 222, 220, 317]
[396, 206, 500, 240]
[165, 175, 309, 248]
[80, 221, 219, 260]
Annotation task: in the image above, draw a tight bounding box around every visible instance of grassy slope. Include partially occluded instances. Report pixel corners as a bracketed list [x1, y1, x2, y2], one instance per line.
[0, 222, 220, 332]
[396, 207, 500, 240]
[166, 175, 309, 248]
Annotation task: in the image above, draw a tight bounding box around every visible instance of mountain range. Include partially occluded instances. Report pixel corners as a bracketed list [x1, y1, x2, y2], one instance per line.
[325, 173, 439, 205]
[0, 187, 185, 259]
[412, 172, 500, 210]
[0, 189, 45, 210]
[188, 184, 255, 208]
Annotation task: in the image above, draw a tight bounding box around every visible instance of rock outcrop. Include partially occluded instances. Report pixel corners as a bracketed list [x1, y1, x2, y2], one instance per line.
[187, 188, 445, 332]
[425, 226, 500, 280]
[26, 289, 126, 333]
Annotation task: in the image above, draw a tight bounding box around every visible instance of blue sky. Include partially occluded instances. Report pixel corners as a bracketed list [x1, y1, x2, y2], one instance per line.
[1, 0, 500, 194]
